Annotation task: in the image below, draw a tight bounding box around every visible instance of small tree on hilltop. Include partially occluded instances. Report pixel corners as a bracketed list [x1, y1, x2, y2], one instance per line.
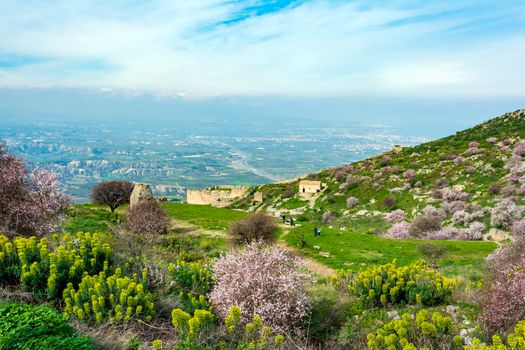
[91, 180, 134, 212]
[0, 142, 70, 237]
[229, 212, 278, 244]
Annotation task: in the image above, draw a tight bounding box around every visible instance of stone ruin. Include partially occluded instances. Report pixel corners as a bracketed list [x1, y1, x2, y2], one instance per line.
[130, 183, 154, 208]
[186, 185, 248, 207]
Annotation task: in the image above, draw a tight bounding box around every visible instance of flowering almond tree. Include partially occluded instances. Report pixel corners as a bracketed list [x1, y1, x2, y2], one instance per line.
[0, 143, 70, 237]
[209, 243, 311, 333]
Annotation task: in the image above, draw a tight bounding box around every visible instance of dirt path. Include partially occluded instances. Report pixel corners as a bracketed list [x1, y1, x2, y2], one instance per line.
[170, 219, 337, 278]
[277, 224, 337, 279]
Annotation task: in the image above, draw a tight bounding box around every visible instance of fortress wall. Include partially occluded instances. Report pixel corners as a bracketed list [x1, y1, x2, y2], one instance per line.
[186, 186, 249, 207]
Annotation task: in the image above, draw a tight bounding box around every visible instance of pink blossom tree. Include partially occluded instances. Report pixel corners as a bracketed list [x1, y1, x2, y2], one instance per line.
[385, 209, 405, 223]
[209, 243, 311, 333]
[403, 169, 417, 181]
[346, 196, 358, 208]
[0, 143, 70, 237]
[385, 221, 410, 238]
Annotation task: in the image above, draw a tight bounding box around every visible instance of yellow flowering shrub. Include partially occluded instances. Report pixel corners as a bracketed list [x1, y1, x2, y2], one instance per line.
[367, 310, 462, 350]
[168, 258, 214, 313]
[171, 306, 285, 350]
[349, 260, 457, 307]
[0, 232, 112, 299]
[466, 321, 525, 350]
[63, 267, 154, 324]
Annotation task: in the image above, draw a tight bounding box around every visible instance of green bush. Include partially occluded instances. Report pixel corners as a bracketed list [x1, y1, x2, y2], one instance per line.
[168, 259, 214, 313]
[63, 267, 155, 324]
[348, 260, 457, 307]
[171, 306, 285, 350]
[367, 309, 463, 350]
[0, 302, 94, 350]
[417, 243, 447, 262]
[0, 232, 112, 299]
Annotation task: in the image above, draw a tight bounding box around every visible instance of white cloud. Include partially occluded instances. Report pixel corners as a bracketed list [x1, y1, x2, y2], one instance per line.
[0, 0, 524, 98]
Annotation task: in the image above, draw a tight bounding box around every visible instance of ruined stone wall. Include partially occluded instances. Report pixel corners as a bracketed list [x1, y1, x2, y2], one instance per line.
[186, 186, 248, 207]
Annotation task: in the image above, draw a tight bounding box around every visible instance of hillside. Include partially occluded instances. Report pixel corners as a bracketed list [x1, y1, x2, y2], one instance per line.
[232, 109, 525, 241]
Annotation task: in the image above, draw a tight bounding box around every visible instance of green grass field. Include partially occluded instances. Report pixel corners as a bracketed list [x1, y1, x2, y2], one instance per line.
[162, 202, 247, 230]
[62, 203, 497, 280]
[61, 204, 124, 233]
[284, 222, 497, 278]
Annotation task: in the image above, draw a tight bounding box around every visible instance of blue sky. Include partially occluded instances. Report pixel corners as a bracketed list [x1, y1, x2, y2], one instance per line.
[0, 0, 523, 129]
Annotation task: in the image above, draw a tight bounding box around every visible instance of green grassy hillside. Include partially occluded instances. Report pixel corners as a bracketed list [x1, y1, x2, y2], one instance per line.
[232, 110, 525, 234]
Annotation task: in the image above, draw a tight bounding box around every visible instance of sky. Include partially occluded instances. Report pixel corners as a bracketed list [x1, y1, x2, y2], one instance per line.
[0, 0, 524, 132]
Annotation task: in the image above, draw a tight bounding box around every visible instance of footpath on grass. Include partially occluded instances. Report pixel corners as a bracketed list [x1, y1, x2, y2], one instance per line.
[169, 215, 337, 279]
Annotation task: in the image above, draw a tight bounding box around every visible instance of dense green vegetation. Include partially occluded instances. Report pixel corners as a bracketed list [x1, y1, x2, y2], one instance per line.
[0, 302, 94, 350]
[62, 204, 123, 233]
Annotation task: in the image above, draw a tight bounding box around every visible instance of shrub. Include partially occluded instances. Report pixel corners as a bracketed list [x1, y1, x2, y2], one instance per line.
[125, 200, 170, 236]
[409, 215, 442, 237]
[91, 180, 134, 212]
[512, 220, 525, 242]
[514, 140, 525, 156]
[0, 233, 112, 299]
[443, 200, 467, 213]
[282, 186, 295, 199]
[418, 243, 447, 262]
[171, 306, 285, 350]
[348, 260, 456, 308]
[0, 302, 94, 350]
[381, 155, 392, 165]
[466, 320, 525, 349]
[307, 285, 351, 343]
[383, 197, 397, 208]
[0, 144, 70, 237]
[442, 188, 469, 202]
[451, 210, 484, 226]
[490, 200, 521, 229]
[464, 222, 485, 240]
[454, 156, 465, 165]
[488, 183, 502, 195]
[480, 250, 525, 333]
[385, 221, 410, 239]
[403, 169, 417, 181]
[385, 209, 405, 223]
[63, 267, 155, 324]
[346, 196, 359, 208]
[228, 212, 278, 244]
[322, 211, 333, 223]
[419, 228, 462, 240]
[209, 243, 311, 332]
[367, 310, 461, 350]
[333, 170, 347, 182]
[435, 178, 447, 188]
[168, 259, 214, 313]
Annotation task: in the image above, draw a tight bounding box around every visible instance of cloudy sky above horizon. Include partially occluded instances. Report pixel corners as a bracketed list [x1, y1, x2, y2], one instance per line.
[1, 0, 524, 99]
